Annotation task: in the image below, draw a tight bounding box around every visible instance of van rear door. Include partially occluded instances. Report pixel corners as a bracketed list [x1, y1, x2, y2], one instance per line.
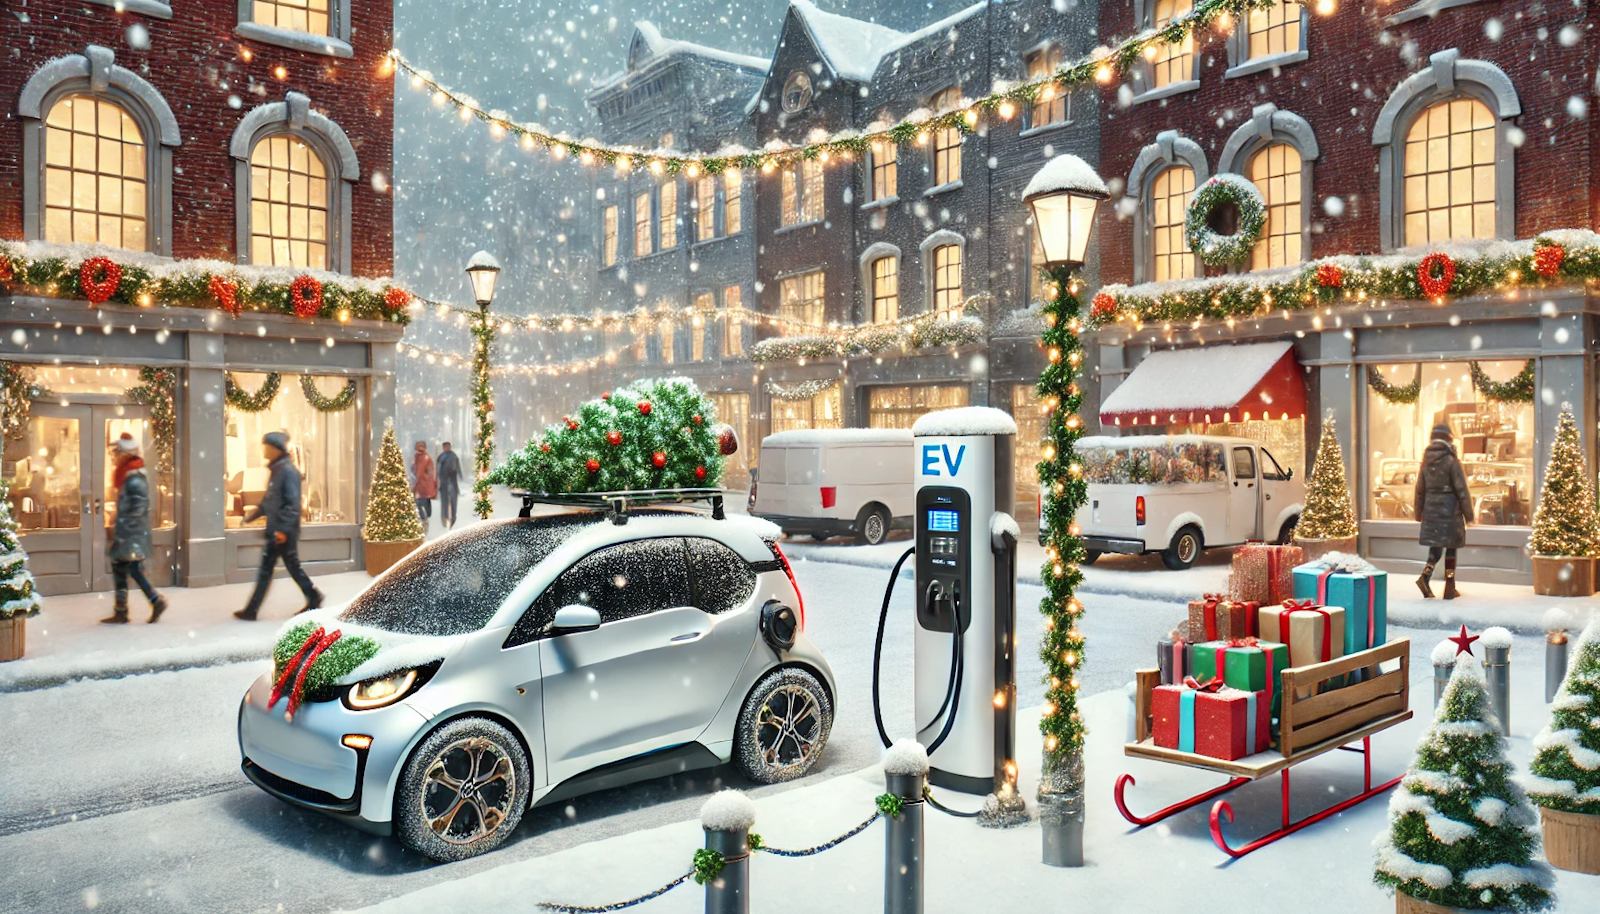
[1077, 484, 1141, 541]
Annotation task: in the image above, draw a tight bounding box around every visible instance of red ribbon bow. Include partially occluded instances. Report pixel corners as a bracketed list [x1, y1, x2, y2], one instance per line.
[1182, 675, 1226, 693]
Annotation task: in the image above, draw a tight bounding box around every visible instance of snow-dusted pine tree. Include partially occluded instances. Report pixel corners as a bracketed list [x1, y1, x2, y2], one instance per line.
[1295, 417, 1358, 541]
[1527, 616, 1600, 816]
[1529, 407, 1600, 557]
[1375, 653, 1554, 911]
[0, 475, 42, 619]
[362, 420, 424, 544]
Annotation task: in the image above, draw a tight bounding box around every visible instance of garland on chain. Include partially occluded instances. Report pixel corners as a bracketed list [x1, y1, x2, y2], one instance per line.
[750, 313, 984, 364]
[470, 306, 497, 519]
[764, 377, 840, 401]
[1090, 233, 1599, 329]
[0, 362, 51, 443]
[0, 240, 410, 324]
[225, 372, 283, 413]
[1036, 264, 1091, 812]
[1367, 365, 1421, 405]
[300, 375, 358, 412]
[124, 367, 177, 480]
[1470, 360, 1535, 403]
[1185, 174, 1266, 268]
[388, 0, 1283, 173]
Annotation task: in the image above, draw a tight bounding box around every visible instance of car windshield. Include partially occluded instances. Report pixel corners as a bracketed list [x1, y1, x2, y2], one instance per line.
[338, 514, 596, 635]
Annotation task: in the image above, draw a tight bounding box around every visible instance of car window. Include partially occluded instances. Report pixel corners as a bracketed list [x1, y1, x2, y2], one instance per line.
[1232, 447, 1257, 480]
[505, 538, 692, 647]
[1260, 448, 1289, 481]
[687, 537, 756, 614]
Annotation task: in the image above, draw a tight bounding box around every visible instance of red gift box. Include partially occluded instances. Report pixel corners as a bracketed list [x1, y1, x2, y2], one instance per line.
[1151, 679, 1272, 761]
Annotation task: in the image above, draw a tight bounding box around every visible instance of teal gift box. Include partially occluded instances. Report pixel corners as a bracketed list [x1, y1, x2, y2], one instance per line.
[1292, 557, 1387, 655]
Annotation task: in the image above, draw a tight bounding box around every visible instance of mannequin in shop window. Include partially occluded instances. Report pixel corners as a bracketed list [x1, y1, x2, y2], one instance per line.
[1414, 423, 1472, 599]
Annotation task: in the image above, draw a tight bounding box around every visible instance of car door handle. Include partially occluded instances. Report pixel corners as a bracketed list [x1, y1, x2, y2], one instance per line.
[671, 631, 706, 643]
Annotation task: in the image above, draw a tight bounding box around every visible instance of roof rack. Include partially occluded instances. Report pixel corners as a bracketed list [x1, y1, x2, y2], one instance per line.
[513, 487, 726, 524]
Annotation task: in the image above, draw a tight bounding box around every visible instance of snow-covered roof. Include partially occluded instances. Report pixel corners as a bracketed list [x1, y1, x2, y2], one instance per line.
[1075, 434, 1254, 451]
[633, 21, 770, 71]
[789, 0, 909, 82]
[1099, 342, 1294, 417]
[912, 406, 1018, 437]
[1023, 155, 1108, 199]
[762, 428, 913, 447]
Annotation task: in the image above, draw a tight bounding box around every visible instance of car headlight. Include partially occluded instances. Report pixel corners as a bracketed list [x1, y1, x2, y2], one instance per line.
[347, 670, 419, 710]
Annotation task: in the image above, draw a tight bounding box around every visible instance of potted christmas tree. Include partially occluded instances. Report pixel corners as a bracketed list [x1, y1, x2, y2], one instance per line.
[1293, 417, 1359, 562]
[0, 475, 43, 661]
[1374, 649, 1555, 913]
[1529, 408, 1600, 596]
[1526, 616, 1600, 874]
[362, 420, 426, 576]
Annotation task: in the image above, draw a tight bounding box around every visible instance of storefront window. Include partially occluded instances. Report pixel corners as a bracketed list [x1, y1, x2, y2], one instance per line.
[1012, 385, 1045, 536]
[225, 372, 359, 528]
[1366, 361, 1533, 525]
[867, 384, 968, 429]
[707, 391, 750, 489]
[5, 415, 80, 531]
[770, 387, 843, 435]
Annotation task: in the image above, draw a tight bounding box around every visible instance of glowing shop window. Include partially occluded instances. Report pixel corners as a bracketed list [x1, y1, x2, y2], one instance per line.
[225, 373, 358, 527]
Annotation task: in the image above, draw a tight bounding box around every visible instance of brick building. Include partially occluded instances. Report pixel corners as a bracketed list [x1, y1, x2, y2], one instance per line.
[1, 0, 399, 593]
[1086, 0, 1596, 581]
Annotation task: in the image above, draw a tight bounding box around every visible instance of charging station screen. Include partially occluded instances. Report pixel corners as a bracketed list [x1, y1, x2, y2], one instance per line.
[926, 510, 960, 533]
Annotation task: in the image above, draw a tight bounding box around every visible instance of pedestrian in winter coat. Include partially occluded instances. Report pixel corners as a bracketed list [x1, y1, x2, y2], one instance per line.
[1413, 423, 1473, 600]
[412, 440, 438, 533]
[235, 432, 323, 620]
[102, 433, 168, 623]
[436, 442, 461, 530]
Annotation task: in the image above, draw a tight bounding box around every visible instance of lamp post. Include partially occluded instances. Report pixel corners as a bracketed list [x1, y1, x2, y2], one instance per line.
[1024, 155, 1107, 868]
[465, 251, 501, 519]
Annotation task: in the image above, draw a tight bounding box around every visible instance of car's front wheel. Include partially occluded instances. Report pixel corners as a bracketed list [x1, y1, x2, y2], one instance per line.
[395, 717, 530, 862]
[735, 667, 832, 784]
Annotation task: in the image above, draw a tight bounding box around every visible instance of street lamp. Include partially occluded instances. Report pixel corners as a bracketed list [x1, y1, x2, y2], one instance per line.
[465, 250, 501, 307]
[1023, 155, 1108, 269]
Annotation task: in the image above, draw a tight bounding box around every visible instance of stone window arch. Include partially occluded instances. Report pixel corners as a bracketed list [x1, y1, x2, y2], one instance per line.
[1128, 0, 1201, 102]
[1372, 50, 1520, 250]
[230, 92, 360, 272]
[919, 230, 965, 319]
[1219, 104, 1320, 270]
[859, 242, 901, 324]
[1125, 131, 1209, 283]
[18, 45, 182, 255]
[1224, 1, 1309, 78]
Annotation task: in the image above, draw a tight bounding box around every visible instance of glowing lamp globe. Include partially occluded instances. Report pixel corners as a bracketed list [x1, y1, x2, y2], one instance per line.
[465, 250, 501, 306]
[1023, 155, 1108, 269]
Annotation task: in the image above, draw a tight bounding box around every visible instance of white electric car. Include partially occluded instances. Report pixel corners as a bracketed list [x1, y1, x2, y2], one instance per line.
[238, 494, 835, 861]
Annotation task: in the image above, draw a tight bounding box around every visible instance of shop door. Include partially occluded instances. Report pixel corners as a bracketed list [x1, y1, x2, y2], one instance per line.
[10, 404, 94, 594]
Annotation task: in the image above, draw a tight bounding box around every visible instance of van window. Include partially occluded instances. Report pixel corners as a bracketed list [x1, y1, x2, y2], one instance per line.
[1233, 447, 1257, 480]
[1260, 448, 1290, 481]
[1078, 441, 1226, 485]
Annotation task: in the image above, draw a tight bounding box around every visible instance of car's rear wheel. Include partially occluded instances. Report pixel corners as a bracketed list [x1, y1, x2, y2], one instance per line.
[395, 717, 529, 862]
[735, 667, 832, 784]
[856, 504, 890, 545]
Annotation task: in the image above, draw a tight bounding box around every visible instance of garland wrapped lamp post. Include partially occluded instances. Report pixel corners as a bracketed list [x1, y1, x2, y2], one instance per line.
[465, 251, 501, 520]
[1024, 154, 1108, 868]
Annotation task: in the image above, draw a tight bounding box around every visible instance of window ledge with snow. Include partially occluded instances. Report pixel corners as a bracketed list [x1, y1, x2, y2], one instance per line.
[690, 235, 736, 251]
[1132, 80, 1200, 105]
[859, 195, 900, 212]
[1385, 0, 1492, 25]
[1018, 120, 1074, 140]
[774, 219, 823, 236]
[924, 180, 964, 198]
[84, 0, 173, 19]
[233, 22, 354, 59]
[1225, 50, 1308, 80]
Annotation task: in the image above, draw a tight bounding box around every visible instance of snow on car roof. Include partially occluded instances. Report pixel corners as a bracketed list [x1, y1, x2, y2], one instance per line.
[911, 406, 1018, 437]
[1075, 434, 1260, 450]
[763, 428, 913, 446]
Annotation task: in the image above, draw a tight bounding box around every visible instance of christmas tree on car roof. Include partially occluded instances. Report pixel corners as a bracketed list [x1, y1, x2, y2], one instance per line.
[486, 378, 734, 496]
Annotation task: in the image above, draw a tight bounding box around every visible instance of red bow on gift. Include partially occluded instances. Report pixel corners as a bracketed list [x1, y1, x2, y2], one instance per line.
[1182, 675, 1226, 693]
[1226, 636, 1259, 649]
[1279, 598, 1316, 612]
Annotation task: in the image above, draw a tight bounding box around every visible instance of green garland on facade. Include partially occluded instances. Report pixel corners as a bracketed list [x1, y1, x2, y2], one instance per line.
[225, 372, 283, 413]
[1185, 174, 1266, 267]
[471, 306, 497, 519]
[749, 314, 983, 365]
[1470, 360, 1535, 403]
[1035, 264, 1091, 810]
[764, 378, 840, 401]
[0, 361, 50, 443]
[1367, 365, 1421, 405]
[124, 366, 177, 480]
[300, 375, 358, 412]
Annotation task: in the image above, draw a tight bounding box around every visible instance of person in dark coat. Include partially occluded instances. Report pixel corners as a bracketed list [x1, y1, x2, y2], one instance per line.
[235, 432, 323, 620]
[436, 442, 462, 530]
[1413, 423, 1473, 599]
[102, 433, 168, 623]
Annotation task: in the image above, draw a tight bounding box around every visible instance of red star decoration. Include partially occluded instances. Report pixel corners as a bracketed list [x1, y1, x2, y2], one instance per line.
[1448, 624, 1479, 657]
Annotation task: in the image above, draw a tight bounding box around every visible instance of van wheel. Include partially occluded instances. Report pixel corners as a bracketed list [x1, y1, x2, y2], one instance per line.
[735, 667, 833, 784]
[1277, 516, 1299, 545]
[394, 717, 530, 862]
[856, 505, 890, 545]
[810, 533, 831, 542]
[1162, 526, 1202, 570]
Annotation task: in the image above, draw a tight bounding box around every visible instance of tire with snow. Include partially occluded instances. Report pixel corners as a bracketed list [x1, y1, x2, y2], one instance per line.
[856, 504, 891, 545]
[1276, 516, 1299, 545]
[1162, 525, 1203, 570]
[734, 667, 832, 784]
[394, 717, 530, 862]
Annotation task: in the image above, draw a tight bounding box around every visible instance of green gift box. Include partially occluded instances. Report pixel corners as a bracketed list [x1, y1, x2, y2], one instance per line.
[1189, 639, 1289, 716]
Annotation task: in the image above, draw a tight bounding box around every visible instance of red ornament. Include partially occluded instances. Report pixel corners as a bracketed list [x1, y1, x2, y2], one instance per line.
[713, 423, 739, 457]
[540, 443, 551, 452]
[383, 287, 411, 314]
[1534, 242, 1565, 278]
[606, 430, 622, 446]
[80, 257, 122, 304]
[691, 414, 703, 426]
[1314, 263, 1343, 289]
[586, 458, 600, 473]
[651, 451, 667, 468]
[602, 391, 611, 400]
[566, 419, 580, 431]
[1089, 292, 1117, 322]
[290, 275, 324, 318]
[694, 465, 707, 481]
[638, 400, 652, 416]
[1417, 253, 1455, 299]
[209, 274, 241, 316]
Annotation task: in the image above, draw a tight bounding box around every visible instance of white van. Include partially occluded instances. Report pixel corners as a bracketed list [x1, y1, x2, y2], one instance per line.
[750, 428, 913, 544]
[1071, 435, 1304, 569]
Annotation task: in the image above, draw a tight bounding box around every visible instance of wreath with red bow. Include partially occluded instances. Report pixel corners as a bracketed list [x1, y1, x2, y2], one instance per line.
[1417, 253, 1455, 299]
[80, 257, 122, 304]
[382, 287, 411, 314]
[209, 274, 241, 316]
[290, 275, 323, 318]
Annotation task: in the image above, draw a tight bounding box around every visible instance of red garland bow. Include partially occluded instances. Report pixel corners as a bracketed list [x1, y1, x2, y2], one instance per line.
[285, 629, 343, 722]
[1182, 675, 1226, 693]
[1533, 243, 1565, 278]
[1315, 263, 1343, 288]
[290, 274, 323, 318]
[0, 255, 13, 284]
[383, 286, 411, 313]
[1418, 252, 1455, 299]
[270, 627, 324, 708]
[1090, 292, 1117, 321]
[209, 274, 241, 316]
[80, 256, 122, 304]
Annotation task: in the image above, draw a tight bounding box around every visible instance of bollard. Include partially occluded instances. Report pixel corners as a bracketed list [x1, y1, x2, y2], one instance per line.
[1482, 626, 1512, 736]
[1039, 750, 1085, 867]
[1547, 630, 1569, 703]
[1431, 639, 1456, 709]
[700, 790, 755, 914]
[882, 740, 928, 914]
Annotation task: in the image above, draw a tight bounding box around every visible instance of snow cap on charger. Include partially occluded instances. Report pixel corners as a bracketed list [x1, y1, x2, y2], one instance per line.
[883, 739, 929, 776]
[700, 789, 757, 832]
[911, 406, 1017, 437]
[1479, 627, 1514, 651]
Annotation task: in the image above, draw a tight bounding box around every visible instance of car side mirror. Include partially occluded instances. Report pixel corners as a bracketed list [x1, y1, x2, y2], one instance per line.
[548, 604, 601, 634]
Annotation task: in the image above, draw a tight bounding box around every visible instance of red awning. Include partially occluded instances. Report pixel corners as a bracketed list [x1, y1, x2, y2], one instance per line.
[1099, 341, 1306, 428]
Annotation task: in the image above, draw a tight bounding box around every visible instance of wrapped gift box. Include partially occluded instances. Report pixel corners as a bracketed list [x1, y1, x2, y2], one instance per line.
[1188, 638, 1289, 716]
[1152, 682, 1272, 760]
[1187, 595, 1258, 642]
[1258, 601, 1346, 697]
[1229, 543, 1303, 605]
[1157, 632, 1189, 685]
[1292, 552, 1387, 655]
